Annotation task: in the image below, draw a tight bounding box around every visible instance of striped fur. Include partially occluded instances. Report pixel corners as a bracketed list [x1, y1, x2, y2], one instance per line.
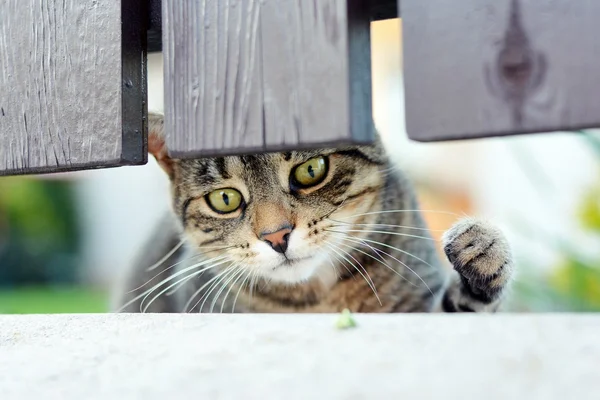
[113, 113, 514, 314]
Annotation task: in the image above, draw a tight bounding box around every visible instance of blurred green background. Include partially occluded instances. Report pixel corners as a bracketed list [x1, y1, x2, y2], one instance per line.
[0, 177, 108, 313]
[506, 132, 600, 312]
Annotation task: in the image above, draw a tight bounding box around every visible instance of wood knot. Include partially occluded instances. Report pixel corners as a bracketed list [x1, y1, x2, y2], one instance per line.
[499, 49, 533, 88]
[484, 0, 547, 127]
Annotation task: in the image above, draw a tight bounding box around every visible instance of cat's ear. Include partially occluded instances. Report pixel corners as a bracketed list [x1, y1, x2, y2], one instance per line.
[148, 112, 174, 178]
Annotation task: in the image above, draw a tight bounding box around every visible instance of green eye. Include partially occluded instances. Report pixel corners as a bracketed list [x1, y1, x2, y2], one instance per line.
[292, 156, 328, 188]
[206, 188, 243, 213]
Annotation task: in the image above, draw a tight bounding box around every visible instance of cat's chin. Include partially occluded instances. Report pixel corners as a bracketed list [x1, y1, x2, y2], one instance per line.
[266, 254, 333, 285]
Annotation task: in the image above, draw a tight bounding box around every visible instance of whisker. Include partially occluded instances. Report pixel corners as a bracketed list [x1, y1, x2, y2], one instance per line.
[369, 246, 435, 296]
[324, 241, 382, 305]
[326, 240, 377, 288]
[333, 238, 417, 288]
[198, 244, 237, 250]
[248, 268, 260, 299]
[377, 164, 404, 180]
[230, 268, 253, 313]
[184, 265, 236, 313]
[325, 246, 359, 285]
[217, 264, 248, 313]
[377, 164, 400, 174]
[326, 228, 436, 242]
[327, 262, 341, 281]
[325, 242, 354, 275]
[128, 253, 205, 294]
[328, 219, 446, 232]
[332, 234, 434, 296]
[141, 273, 198, 313]
[165, 254, 228, 297]
[200, 265, 241, 313]
[210, 260, 247, 313]
[326, 240, 381, 301]
[182, 280, 211, 313]
[336, 234, 439, 271]
[196, 244, 238, 254]
[327, 253, 355, 281]
[117, 255, 229, 312]
[140, 255, 228, 303]
[146, 238, 186, 271]
[132, 244, 237, 294]
[336, 209, 460, 220]
[165, 275, 195, 296]
[140, 257, 232, 313]
[138, 256, 227, 312]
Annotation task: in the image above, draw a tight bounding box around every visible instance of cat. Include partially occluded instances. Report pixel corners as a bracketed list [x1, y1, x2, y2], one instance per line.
[113, 112, 514, 314]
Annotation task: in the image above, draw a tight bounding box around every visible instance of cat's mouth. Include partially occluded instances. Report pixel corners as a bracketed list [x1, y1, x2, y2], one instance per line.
[275, 256, 311, 269]
[266, 253, 328, 283]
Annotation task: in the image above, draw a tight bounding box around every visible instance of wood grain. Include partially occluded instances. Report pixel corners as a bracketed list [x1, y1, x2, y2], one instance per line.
[0, 0, 146, 176]
[148, 0, 397, 54]
[163, 0, 374, 158]
[402, 0, 600, 142]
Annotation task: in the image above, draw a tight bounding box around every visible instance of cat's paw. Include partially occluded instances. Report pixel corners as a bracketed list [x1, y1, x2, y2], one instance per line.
[442, 218, 513, 302]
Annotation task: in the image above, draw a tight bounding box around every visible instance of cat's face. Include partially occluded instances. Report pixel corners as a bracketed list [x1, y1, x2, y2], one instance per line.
[149, 114, 388, 284]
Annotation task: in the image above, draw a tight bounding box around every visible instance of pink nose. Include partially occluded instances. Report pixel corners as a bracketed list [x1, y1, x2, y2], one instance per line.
[261, 226, 293, 254]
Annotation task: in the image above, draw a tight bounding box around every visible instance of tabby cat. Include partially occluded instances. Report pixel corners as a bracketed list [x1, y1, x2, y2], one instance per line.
[114, 112, 514, 313]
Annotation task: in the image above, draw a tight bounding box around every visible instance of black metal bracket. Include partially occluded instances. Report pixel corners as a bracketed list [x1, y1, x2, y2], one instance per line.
[369, 0, 398, 21]
[148, 0, 162, 52]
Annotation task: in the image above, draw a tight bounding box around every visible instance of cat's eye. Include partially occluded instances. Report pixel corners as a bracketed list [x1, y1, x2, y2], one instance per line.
[206, 188, 243, 214]
[291, 156, 328, 188]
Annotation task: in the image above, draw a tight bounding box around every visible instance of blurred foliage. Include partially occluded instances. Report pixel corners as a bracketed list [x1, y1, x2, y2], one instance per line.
[549, 257, 600, 310]
[509, 132, 600, 312]
[0, 177, 82, 286]
[547, 172, 600, 311]
[578, 184, 600, 232]
[0, 286, 107, 314]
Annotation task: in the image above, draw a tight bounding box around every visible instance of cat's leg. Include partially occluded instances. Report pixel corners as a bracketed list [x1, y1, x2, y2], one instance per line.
[437, 218, 514, 312]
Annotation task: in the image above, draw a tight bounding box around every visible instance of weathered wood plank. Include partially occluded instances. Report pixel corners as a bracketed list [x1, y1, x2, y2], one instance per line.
[0, 0, 147, 176]
[163, 0, 373, 158]
[402, 0, 600, 142]
[149, 0, 397, 54]
[163, 0, 264, 155]
[260, 1, 372, 149]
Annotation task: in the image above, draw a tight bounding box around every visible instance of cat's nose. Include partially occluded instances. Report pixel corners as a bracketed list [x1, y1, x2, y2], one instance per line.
[260, 225, 293, 254]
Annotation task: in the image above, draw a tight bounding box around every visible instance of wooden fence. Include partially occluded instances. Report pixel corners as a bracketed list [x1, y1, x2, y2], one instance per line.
[1, 0, 599, 176]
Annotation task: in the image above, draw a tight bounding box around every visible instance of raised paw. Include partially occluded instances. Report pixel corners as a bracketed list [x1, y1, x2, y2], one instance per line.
[442, 218, 514, 304]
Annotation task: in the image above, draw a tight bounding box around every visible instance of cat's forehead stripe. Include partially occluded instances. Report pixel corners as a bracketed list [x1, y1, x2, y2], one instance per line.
[181, 147, 380, 190]
[214, 158, 230, 179]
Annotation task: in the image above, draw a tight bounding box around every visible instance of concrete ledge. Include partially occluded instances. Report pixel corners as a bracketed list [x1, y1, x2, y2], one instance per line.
[1, 314, 599, 399]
